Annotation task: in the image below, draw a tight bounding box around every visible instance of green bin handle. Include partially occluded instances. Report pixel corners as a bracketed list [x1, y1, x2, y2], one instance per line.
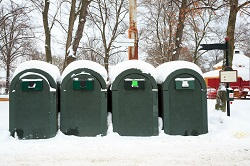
[28, 82, 36, 89]
[79, 81, 86, 88]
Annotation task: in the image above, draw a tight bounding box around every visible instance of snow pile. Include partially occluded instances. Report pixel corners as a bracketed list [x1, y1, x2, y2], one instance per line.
[1, 100, 250, 165]
[233, 53, 250, 68]
[109, 60, 157, 83]
[203, 70, 219, 78]
[208, 100, 250, 140]
[67, 46, 76, 58]
[12, 60, 60, 83]
[236, 67, 250, 81]
[61, 60, 108, 81]
[156, 61, 203, 84]
[233, 53, 250, 81]
[213, 61, 223, 69]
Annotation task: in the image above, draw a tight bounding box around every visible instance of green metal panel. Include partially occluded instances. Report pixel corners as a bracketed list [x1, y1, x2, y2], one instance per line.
[73, 79, 94, 90]
[60, 68, 107, 136]
[175, 78, 195, 90]
[9, 69, 58, 139]
[112, 69, 158, 136]
[160, 69, 208, 136]
[21, 79, 43, 91]
[124, 79, 145, 90]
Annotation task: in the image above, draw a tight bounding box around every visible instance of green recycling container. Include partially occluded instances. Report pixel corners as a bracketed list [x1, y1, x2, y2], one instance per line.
[157, 62, 208, 136]
[9, 61, 59, 139]
[111, 68, 158, 136]
[60, 61, 107, 136]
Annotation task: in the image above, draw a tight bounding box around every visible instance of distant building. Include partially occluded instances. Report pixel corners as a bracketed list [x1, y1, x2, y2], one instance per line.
[203, 50, 250, 99]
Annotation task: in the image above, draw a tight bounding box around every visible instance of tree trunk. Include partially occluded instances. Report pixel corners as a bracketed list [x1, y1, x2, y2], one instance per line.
[5, 56, 10, 94]
[172, 0, 187, 61]
[226, 0, 238, 67]
[104, 55, 109, 73]
[63, 0, 91, 68]
[72, 1, 91, 55]
[63, 0, 77, 70]
[216, 0, 239, 113]
[167, 18, 173, 62]
[42, 0, 52, 64]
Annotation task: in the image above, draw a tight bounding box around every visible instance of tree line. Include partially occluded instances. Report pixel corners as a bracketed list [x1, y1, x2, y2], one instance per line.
[0, 0, 250, 93]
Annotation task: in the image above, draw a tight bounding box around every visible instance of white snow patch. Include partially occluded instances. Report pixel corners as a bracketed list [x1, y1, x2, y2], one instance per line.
[61, 60, 107, 82]
[243, 88, 249, 92]
[109, 60, 157, 83]
[237, 67, 250, 81]
[213, 61, 223, 69]
[67, 46, 76, 58]
[21, 79, 43, 82]
[12, 60, 60, 83]
[203, 69, 220, 78]
[156, 61, 203, 84]
[233, 53, 250, 68]
[175, 78, 195, 81]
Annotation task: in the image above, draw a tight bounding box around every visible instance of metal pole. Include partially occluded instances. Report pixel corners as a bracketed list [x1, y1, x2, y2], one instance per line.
[225, 37, 230, 117]
[128, 0, 138, 60]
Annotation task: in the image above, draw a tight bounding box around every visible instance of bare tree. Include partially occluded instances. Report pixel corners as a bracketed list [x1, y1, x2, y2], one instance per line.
[29, 0, 64, 63]
[63, 0, 93, 69]
[0, 1, 35, 94]
[42, 0, 52, 63]
[172, 0, 224, 60]
[78, 32, 104, 64]
[141, 0, 227, 65]
[225, 0, 250, 67]
[185, 8, 217, 64]
[141, 0, 177, 66]
[87, 0, 128, 72]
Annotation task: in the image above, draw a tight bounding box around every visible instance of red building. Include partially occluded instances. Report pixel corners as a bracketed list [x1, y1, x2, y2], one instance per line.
[204, 51, 250, 99]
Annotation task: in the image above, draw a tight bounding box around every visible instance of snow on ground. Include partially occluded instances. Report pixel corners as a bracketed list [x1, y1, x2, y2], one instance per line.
[0, 95, 8, 98]
[0, 100, 250, 166]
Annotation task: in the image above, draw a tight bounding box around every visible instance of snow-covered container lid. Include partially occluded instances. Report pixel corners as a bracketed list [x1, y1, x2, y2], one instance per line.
[12, 60, 60, 82]
[156, 61, 203, 84]
[109, 60, 157, 83]
[61, 60, 108, 81]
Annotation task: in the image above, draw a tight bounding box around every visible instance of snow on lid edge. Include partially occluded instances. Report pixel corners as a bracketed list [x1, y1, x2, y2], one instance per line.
[109, 60, 157, 83]
[12, 60, 60, 82]
[61, 60, 108, 81]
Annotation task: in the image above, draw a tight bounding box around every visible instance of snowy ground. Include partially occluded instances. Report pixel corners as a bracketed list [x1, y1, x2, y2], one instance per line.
[0, 100, 250, 166]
